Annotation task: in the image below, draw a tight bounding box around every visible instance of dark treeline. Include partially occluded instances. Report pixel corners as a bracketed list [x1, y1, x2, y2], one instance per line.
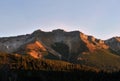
[0, 69, 120, 81]
[0, 52, 120, 81]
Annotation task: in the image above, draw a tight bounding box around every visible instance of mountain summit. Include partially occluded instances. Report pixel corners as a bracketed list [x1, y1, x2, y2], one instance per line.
[0, 29, 120, 70]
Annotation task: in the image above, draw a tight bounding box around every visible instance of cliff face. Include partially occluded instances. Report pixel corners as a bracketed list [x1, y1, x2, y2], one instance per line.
[0, 29, 111, 60]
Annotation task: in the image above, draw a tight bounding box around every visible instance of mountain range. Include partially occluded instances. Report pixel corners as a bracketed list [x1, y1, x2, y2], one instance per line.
[0, 29, 120, 71]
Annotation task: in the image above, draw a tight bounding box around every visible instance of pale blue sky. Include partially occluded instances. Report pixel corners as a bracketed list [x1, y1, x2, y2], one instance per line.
[0, 0, 120, 39]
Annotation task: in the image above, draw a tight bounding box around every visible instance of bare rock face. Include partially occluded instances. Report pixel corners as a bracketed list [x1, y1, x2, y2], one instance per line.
[80, 33, 108, 52]
[105, 37, 120, 53]
[0, 35, 30, 53]
[28, 29, 109, 60]
[16, 40, 47, 58]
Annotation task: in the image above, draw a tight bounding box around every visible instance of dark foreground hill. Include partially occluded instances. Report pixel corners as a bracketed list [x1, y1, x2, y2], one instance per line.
[0, 52, 120, 81]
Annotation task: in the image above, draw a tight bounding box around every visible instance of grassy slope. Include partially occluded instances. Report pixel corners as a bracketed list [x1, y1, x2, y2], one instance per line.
[78, 49, 120, 72]
[0, 52, 99, 72]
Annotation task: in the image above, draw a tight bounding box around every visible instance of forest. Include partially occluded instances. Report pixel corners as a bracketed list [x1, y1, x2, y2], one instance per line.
[0, 52, 120, 81]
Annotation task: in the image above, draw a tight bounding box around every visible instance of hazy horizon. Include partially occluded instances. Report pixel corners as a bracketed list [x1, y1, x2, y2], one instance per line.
[0, 0, 120, 39]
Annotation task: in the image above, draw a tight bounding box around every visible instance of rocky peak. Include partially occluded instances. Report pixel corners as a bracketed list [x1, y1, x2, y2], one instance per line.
[31, 29, 44, 37]
[88, 36, 96, 42]
[105, 37, 120, 53]
[112, 37, 120, 42]
[115, 37, 120, 42]
[80, 32, 88, 40]
[106, 37, 120, 42]
[32, 29, 44, 34]
[105, 37, 120, 43]
[52, 29, 65, 33]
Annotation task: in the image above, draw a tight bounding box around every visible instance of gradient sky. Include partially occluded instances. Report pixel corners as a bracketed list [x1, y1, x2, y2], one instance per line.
[0, 0, 120, 39]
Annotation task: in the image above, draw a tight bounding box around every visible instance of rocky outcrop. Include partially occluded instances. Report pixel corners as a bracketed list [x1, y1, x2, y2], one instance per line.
[105, 37, 120, 54]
